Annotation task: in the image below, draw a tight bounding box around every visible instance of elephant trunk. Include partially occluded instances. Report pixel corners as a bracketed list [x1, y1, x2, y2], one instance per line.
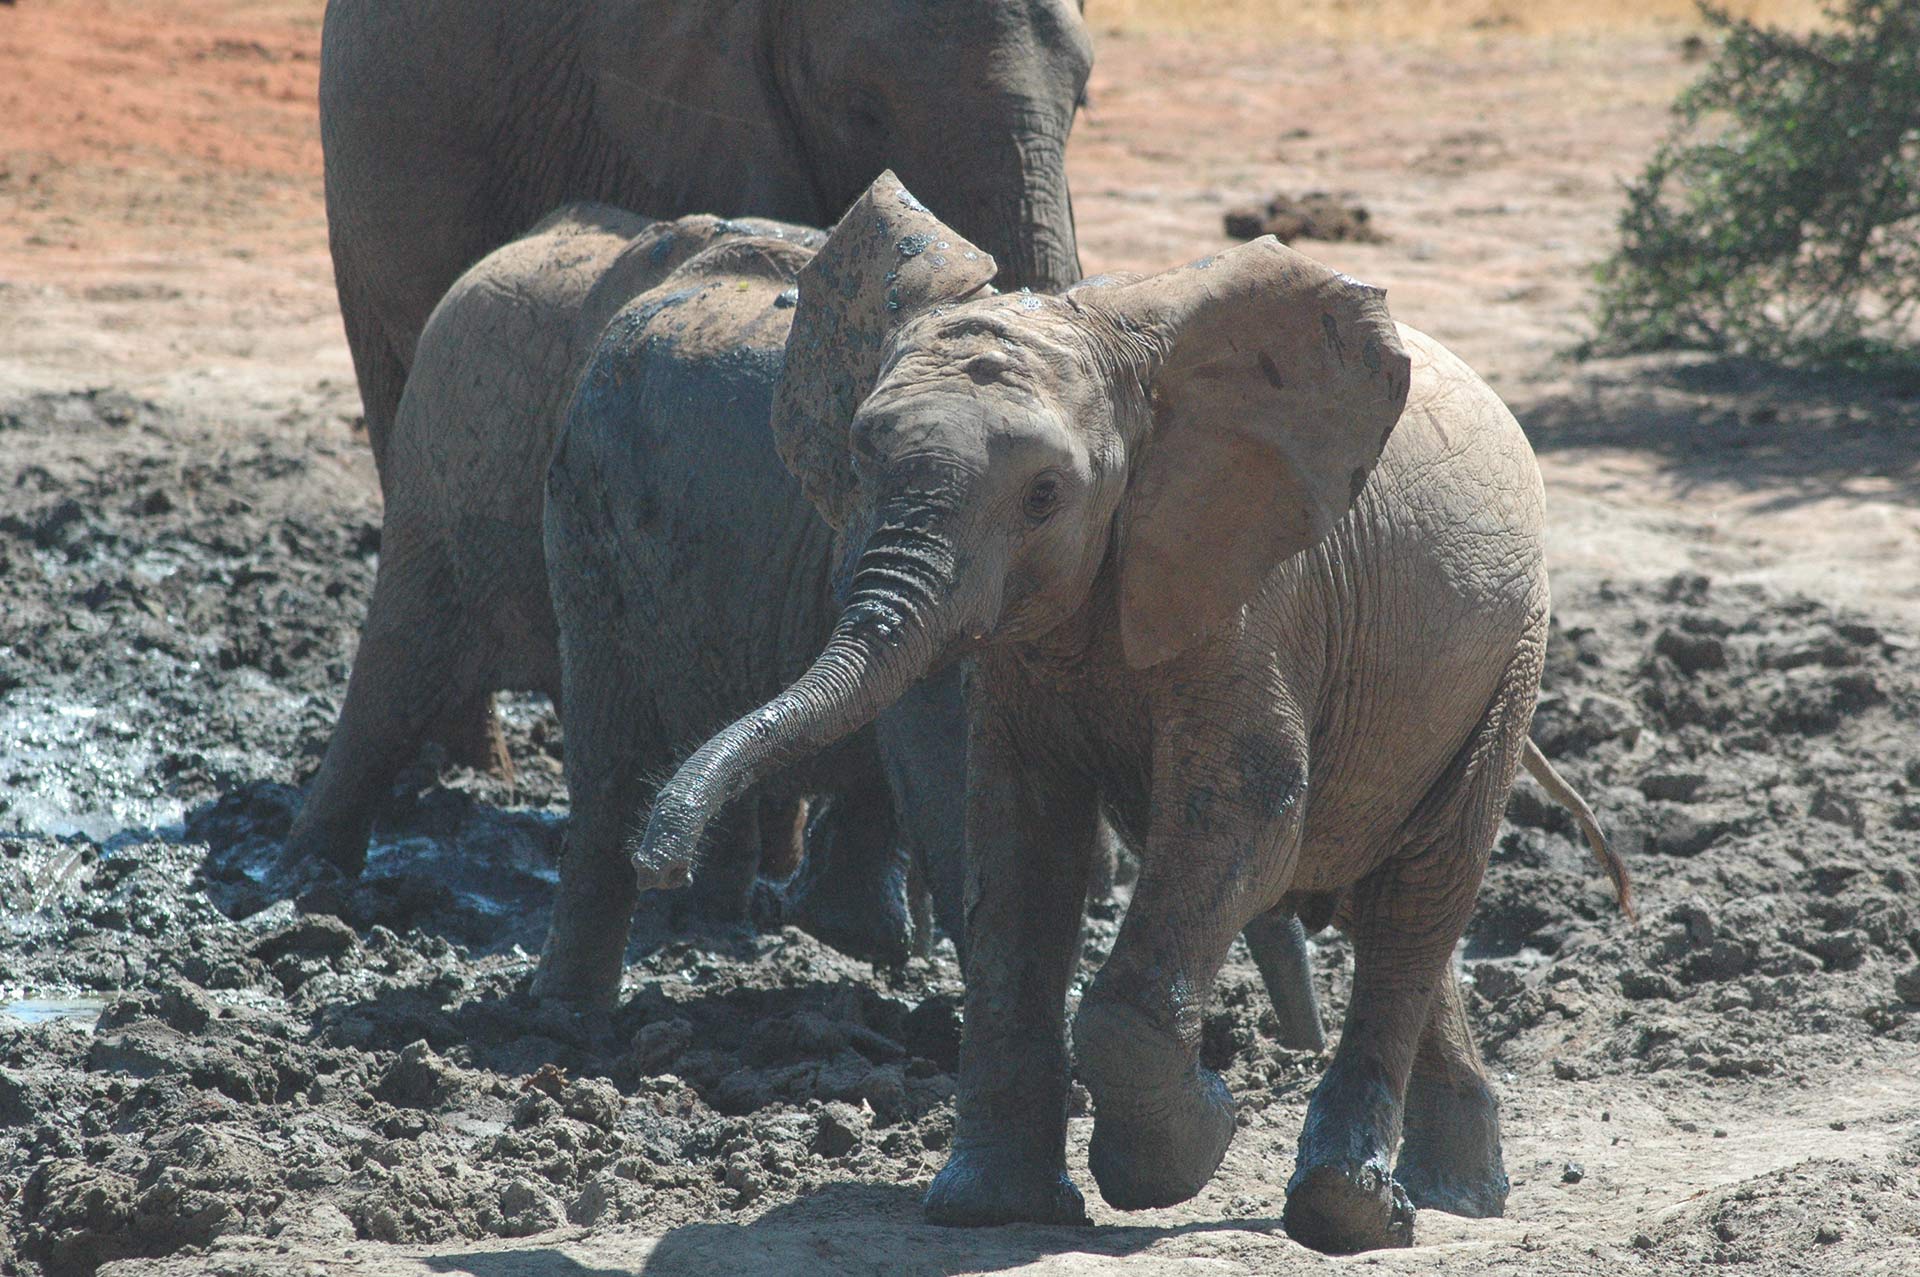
[630, 502, 970, 891]
[907, 129, 1081, 294]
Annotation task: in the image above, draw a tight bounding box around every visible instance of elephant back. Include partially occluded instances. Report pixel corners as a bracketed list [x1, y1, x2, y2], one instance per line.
[574, 214, 823, 352]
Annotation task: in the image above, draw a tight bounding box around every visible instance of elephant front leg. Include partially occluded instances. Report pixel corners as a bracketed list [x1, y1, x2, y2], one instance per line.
[1394, 964, 1508, 1218]
[925, 714, 1097, 1227]
[1073, 727, 1307, 1212]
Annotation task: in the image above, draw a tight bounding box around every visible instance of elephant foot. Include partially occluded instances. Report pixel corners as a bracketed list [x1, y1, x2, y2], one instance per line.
[533, 898, 635, 1010]
[783, 857, 912, 968]
[925, 1146, 1090, 1227]
[1286, 1052, 1414, 1252]
[1074, 998, 1237, 1210]
[275, 811, 370, 882]
[1395, 1072, 1508, 1218]
[1283, 1159, 1415, 1254]
[530, 951, 624, 1010]
[432, 692, 515, 781]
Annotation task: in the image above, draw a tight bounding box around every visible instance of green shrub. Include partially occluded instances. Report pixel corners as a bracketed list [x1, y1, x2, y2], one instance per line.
[1588, 0, 1920, 372]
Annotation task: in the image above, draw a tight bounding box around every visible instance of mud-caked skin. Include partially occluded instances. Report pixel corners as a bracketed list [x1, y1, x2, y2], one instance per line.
[1284, 1055, 1414, 1251]
[630, 174, 1629, 1251]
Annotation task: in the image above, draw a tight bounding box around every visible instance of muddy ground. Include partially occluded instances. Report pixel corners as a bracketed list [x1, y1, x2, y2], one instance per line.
[3, 3, 1920, 1275]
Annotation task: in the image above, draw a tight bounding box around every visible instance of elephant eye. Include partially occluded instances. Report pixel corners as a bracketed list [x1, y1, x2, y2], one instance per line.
[1023, 472, 1062, 524]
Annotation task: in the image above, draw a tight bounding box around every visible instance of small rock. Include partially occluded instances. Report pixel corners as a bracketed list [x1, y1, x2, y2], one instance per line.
[857, 1065, 908, 1126]
[1222, 191, 1383, 245]
[1654, 628, 1726, 674]
[1561, 1161, 1584, 1184]
[1531, 692, 1641, 757]
[1894, 965, 1920, 1005]
[1638, 770, 1709, 803]
[496, 1176, 563, 1237]
[1816, 1222, 1844, 1244]
[1653, 809, 1740, 857]
[633, 1018, 693, 1074]
[560, 1077, 623, 1132]
[376, 1040, 462, 1110]
[249, 913, 358, 963]
[1472, 962, 1521, 1001]
[1809, 788, 1863, 832]
[0, 1067, 32, 1125]
[814, 1101, 867, 1157]
[724, 1155, 765, 1205]
[151, 977, 214, 1034]
[1620, 969, 1681, 1002]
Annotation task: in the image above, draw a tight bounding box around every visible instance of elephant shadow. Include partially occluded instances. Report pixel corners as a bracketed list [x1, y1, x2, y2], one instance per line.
[1519, 352, 1920, 510]
[424, 1184, 1288, 1277]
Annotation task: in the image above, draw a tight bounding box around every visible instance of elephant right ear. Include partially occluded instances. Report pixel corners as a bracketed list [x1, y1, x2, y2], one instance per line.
[774, 171, 998, 529]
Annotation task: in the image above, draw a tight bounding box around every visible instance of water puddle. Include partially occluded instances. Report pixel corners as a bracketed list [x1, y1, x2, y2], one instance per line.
[1, 997, 107, 1029]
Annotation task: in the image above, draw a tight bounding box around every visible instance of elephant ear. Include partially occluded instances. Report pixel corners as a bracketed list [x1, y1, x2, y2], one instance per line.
[1075, 237, 1411, 669]
[774, 171, 998, 529]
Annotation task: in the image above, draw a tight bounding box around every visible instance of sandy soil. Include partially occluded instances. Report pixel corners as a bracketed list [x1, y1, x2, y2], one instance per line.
[3, 3, 1919, 1275]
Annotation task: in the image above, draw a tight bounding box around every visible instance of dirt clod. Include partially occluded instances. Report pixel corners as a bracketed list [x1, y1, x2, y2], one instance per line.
[1222, 191, 1383, 244]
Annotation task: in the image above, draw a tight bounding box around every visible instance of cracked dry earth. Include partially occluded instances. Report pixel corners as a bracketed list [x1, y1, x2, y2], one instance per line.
[5, 3, 1920, 1275]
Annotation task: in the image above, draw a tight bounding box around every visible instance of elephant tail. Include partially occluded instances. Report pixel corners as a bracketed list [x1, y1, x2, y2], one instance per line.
[1521, 739, 1633, 920]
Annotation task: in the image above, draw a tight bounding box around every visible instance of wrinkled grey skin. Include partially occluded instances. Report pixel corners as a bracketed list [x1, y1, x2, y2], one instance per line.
[320, 0, 1090, 483]
[633, 174, 1579, 1252]
[280, 205, 955, 989]
[537, 216, 960, 997]
[320, 0, 1089, 777]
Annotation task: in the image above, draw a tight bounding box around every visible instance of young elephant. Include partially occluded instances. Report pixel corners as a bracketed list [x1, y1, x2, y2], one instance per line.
[632, 175, 1630, 1252]
[280, 205, 942, 985]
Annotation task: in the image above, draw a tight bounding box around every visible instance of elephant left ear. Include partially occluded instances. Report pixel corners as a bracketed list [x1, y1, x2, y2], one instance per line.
[1072, 237, 1411, 669]
[774, 171, 998, 530]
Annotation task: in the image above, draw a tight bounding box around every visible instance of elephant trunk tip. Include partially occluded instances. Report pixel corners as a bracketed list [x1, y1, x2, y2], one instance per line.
[626, 792, 704, 893]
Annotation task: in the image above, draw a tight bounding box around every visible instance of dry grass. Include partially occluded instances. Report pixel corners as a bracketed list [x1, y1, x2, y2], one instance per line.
[1090, 0, 1831, 38]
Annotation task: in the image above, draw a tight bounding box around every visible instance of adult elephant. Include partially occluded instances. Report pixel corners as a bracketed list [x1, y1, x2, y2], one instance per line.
[320, 0, 1091, 484]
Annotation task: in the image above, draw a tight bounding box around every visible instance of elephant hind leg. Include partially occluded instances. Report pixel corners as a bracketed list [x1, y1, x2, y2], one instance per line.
[1394, 965, 1508, 1218]
[428, 689, 514, 781]
[282, 528, 481, 876]
[334, 265, 409, 482]
[783, 781, 912, 967]
[1284, 669, 1538, 1254]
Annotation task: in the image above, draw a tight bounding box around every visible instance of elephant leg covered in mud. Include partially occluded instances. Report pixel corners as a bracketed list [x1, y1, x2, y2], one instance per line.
[629, 174, 1633, 1251]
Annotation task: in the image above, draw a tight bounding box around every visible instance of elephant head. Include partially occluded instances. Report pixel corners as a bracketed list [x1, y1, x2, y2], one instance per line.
[631, 172, 1409, 888]
[776, 0, 1090, 291]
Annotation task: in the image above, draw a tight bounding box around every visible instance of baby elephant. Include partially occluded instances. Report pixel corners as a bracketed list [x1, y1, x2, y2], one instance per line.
[281, 204, 954, 992]
[634, 174, 1629, 1252]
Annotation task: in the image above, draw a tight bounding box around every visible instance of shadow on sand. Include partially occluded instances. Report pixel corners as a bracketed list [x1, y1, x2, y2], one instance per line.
[1518, 353, 1920, 510]
[426, 1184, 1293, 1277]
